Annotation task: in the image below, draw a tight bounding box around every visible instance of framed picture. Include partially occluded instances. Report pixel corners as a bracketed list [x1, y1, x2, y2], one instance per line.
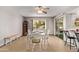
[75, 18, 79, 26]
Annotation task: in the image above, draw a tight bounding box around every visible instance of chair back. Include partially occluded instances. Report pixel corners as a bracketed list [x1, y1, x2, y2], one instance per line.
[28, 29, 32, 35]
[64, 30, 76, 38]
[64, 31, 70, 37]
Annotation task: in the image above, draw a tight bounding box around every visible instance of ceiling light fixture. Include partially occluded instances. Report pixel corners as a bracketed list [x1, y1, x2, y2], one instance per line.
[37, 10, 43, 13]
[35, 6, 49, 14]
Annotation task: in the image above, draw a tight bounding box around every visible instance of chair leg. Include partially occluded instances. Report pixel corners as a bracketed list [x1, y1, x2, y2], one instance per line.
[32, 43, 36, 52]
[73, 39, 74, 45]
[65, 38, 67, 46]
[74, 39, 77, 48]
[27, 39, 30, 49]
[39, 43, 42, 51]
[70, 39, 71, 50]
[40, 39, 43, 50]
[44, 39, 45, 48]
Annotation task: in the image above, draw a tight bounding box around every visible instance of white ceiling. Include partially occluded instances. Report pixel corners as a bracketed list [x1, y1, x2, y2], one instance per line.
[14, 6, 79, 17]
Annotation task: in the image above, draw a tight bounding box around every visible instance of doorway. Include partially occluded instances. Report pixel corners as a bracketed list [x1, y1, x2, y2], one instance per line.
[22, 20, 28, 36]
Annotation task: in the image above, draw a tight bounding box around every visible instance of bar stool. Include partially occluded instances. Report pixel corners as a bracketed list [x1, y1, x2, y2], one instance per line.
[75, 32, 79, 42]
[64, 31, 77, 50]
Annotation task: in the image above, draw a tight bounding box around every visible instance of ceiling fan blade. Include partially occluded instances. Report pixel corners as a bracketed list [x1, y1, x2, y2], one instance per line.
[42, 11, 47, 14]
[35, 6, 49, 14]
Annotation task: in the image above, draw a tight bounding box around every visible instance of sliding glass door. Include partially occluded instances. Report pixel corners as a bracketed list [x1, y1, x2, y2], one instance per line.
[55, 17, 64, 39]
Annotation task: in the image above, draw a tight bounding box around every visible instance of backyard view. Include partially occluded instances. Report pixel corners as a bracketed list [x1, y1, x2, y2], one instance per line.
[33, 20, 45, 30]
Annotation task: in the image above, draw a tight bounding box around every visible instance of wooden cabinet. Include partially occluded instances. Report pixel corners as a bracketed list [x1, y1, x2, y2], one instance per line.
[22, 21, 28, 36]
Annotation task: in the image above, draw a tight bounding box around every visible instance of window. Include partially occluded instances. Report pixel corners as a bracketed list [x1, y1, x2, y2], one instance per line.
[33, 20, 45, 30]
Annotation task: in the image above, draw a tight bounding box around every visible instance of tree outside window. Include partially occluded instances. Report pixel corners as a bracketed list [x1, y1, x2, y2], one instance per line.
[33, 20, 45, 30]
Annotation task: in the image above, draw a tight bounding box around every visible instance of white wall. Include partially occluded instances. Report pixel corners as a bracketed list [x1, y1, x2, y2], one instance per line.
[46, 18, 54, 34]
[65, 14, 77, 30]
[26, 18, 33, 31]
[65, 8, 79, 30]
[0, 7, 23, 46]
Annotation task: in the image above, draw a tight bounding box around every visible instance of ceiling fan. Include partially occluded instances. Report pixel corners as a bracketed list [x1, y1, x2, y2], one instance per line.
[35, 6, 49, 14]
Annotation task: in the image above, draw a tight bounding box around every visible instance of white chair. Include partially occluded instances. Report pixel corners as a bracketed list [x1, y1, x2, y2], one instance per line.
[41, 29, 49, 50]
[31, 33, 42, 51]
[27, 29, 33, 49]
[27, 29, 49, 51]
[27, 30, 42, 51]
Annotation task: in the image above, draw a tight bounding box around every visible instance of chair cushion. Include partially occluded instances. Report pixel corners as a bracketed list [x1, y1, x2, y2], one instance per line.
[32, 38, 40, 43]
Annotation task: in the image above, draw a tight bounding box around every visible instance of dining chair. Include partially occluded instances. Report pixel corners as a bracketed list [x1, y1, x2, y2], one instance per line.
[27, 29, 49, 51]
[75, 32, 79, 42]
[41, 29, 49, 50]
[31, 33, 42, 51]
[64, 30, 77, 50]
[27, 29, 33, 49]
[27, 30, 42, 51]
